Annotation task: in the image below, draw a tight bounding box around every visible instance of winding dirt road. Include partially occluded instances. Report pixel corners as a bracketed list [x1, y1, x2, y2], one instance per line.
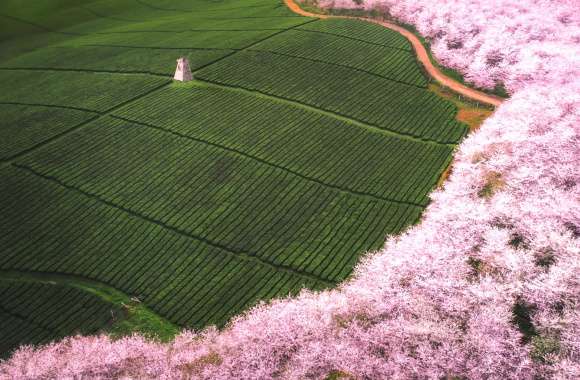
[284, 0, 503, 107]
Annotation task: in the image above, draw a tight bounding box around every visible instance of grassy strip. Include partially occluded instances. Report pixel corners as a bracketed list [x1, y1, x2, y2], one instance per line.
[431, 82, 494, 188]
[294, 1, 496, 189]
[296, 0, 509, 99]
[0, 271, 179, 341]
[429, 83, 494, 131]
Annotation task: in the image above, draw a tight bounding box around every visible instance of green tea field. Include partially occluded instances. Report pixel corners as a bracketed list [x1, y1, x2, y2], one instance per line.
[0, 279, 122, 355]
[0, 0, 468, 355]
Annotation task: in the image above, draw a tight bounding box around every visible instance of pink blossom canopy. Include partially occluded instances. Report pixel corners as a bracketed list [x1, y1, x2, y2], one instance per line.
[1, 0, 579, 379]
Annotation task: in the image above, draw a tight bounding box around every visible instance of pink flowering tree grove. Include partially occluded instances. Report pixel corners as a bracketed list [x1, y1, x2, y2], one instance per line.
[1, 0, 579, 379]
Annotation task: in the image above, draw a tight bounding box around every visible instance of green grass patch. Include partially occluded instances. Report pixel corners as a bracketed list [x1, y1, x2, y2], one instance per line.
[0, 273, 178, 358]
[0, 0, 478, 351]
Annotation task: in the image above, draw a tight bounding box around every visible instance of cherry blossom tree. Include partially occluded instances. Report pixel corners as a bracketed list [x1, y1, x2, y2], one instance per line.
[1, 0, 578, 378]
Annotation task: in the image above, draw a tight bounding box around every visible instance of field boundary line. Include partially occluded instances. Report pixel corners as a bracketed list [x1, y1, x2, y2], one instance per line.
[0, 67, 170, 78]
[134, 0, 183, 13]
[110, 114, 426, 208]
[0, 269, 179, 333]
[131, 18, 317, 79]
[161, 17, 318, 79]
[82, 44, 238, 51]
[12, 164, 335, 287]
[0, 101, 101, 114]
[81, 5, 137, 23]
[95, 28, 285, 34]
[134, 0, 282, 14]
[0, 13, 80, 36]
[0, 81, 171, 165]
[0, 115, 99, 164]
[196, 16, 305, 20]
[245, 48, 426, 89]
[284, 0, 503, 107]
[233, 17, 319, 51]
[0, 20, 317, 165]
[195, 77, 456, 146]
[293, 28, 411, 52]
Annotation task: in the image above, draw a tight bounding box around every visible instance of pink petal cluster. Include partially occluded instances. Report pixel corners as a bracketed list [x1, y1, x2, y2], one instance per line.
[321, 0, 580, 91]
[1, 0, 579, 378]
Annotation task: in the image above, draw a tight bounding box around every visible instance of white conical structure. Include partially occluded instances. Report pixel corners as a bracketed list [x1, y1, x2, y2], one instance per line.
[174, 57, 193, 82]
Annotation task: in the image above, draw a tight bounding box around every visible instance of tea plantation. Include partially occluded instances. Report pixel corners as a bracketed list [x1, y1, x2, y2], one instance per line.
[0, 0, 468, 356]
[0, 280, 122, 357]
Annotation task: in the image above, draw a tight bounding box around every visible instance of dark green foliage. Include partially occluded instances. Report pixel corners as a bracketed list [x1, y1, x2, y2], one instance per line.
[0, 46, 233, 75]
[0, 0, 467, 349]
[61, 29, 280, 50]
[116, 83, 453, 206]
[15, 118, 422, 282]
[249, 28, 427, 87]
[508, 232, 530, 250]
[0, 165, 325, 330]
[466, 256, 484, 278]
[534, 248, 556, 268]
[0, 280, 121, 358]
[298, 18, 411, 51]
[0, 104, 96, 160]
[564, 221, 579, 238]
[512, 298, 537, 343]
[0, 70, 169, 112]
[196, 50, 467, 144]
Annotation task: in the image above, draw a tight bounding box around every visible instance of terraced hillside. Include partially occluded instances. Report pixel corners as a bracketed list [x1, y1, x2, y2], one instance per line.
[0, 0, 468, 353]
[0, 280, 121, 357]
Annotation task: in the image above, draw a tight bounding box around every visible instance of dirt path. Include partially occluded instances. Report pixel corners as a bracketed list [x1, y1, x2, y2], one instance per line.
[284, 0, 503, 107]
